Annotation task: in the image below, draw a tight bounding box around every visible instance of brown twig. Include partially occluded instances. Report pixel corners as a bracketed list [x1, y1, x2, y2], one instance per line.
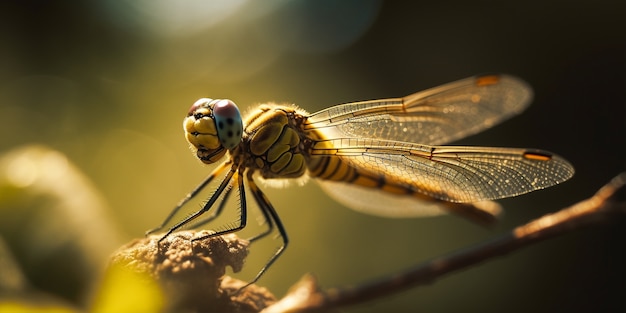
[262, 172, 626, 313]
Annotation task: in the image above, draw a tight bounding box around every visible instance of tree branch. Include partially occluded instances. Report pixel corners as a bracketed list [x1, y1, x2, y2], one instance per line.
[262, 172, 626, 313]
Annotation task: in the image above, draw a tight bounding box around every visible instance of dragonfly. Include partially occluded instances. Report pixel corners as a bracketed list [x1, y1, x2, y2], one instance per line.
[147, 74, 574, 287]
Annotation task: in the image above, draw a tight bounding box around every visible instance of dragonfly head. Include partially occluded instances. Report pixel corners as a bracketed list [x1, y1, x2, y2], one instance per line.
[183, 98, 243, 164]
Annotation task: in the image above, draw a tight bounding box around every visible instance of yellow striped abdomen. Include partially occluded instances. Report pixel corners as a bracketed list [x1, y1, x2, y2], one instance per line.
[304, 130, 500, 224]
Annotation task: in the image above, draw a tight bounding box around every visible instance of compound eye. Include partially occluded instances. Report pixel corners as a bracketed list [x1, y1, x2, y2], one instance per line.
[213, 99, 243, 150]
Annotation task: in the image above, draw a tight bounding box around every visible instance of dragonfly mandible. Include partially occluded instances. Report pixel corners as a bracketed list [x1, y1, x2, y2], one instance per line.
[147, 74, 574, 287]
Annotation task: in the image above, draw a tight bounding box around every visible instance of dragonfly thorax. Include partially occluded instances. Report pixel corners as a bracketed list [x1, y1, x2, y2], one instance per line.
[239, 104, 310, 179]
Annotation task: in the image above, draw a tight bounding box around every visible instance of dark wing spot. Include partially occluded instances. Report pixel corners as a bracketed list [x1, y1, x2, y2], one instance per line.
[227, 131, 233, 137]
[218, 121, 224, 129]
[226, 118, 234, 125]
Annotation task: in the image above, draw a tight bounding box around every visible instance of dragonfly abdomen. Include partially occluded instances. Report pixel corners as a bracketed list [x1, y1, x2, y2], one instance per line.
[307, 146, 417, 195]
[311, 157, 501, 224]
[306, 138, 502, 225]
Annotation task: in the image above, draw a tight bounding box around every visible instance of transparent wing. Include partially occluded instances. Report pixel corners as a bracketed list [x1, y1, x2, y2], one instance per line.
[305, 74, 533, 145]
[311, 138, 574, 203]
[318, 179, 448, 217]
[317, 179, 503, 220]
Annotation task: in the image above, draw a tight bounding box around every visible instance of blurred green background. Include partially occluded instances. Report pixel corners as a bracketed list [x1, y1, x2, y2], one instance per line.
[0, 0, 624, 312]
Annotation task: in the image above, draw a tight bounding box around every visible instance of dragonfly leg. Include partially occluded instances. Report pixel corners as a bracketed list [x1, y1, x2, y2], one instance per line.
[145, 162, 232, 236]
[191, 169, 248, 242]
[235, 172, 289, 291]
[157, 166, 237, 245]
[246, 176, 274, 243]
[185, 181, 234, 230]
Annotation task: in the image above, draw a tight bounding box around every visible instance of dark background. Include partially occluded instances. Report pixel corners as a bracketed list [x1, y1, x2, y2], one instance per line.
[0, 1, 624, 312]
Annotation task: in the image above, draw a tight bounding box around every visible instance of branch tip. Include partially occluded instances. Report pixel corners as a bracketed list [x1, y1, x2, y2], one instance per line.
[109, 230, 276, 313]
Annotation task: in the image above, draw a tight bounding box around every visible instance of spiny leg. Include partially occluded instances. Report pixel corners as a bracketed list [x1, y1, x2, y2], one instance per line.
[146, 161, 232, 236]
[186, 181, 235, 230]
[246, 174, 274, 243]
[238, 172, 289, 290]
[157, 165, 237, 244]
[191, 169, 247, 242]
[246, 202, 274, 243]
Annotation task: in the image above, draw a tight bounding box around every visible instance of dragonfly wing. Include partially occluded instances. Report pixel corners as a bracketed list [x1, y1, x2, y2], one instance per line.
[305, 74, 532, 145]
[317, 179, 503, 222]
[311, 139, 575, 203]
[318, 179, 447, 217]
